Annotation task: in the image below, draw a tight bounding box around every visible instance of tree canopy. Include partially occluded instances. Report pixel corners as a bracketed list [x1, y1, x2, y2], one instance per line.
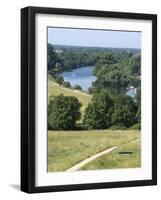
[48, 95, 81, 130]
[111, 95, 137, 127]
[83, 91, 113, 129]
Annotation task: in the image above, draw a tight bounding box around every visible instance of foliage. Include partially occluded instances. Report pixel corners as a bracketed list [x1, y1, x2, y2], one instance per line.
[136, 105, 141, 124]
[129, 53, 141, 75]
[48, 81, 91, 117]
[129, 123, 141, 130]
[63, 81, 71, 88]
[83, 91, 113, 129]
[47, 44, 141, 130]
[48, 94, 81, 130]
[135, 85, 141, 104]
[74, 85, 82, 90]
[109, 124, 127, 130]
[48, 44, 141, 97]
[48, 44, 60, 69]
[54, 62, 62, 73]
[111, 95, 137, 127]
[88, 86, 93, 94]
[92, 51, 141, 94]
[55, 76, 64, 85]
[135, 86, 141, 123]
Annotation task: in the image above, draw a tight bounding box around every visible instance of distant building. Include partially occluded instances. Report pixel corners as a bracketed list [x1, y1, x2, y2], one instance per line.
[55, 49, 63, 54]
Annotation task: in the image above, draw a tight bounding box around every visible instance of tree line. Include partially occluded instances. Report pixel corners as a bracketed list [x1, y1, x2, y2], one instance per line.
[48, 90, 141, 131]
[89, 51, 141, 95]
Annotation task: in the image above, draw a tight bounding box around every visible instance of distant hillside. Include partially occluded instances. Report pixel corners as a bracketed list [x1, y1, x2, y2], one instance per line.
[48, 81, 91, 114]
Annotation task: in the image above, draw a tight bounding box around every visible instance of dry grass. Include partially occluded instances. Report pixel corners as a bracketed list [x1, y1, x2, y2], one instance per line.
[48, 82, 91, 114]
[48, 130, 141, 172]
[81, 140, 141, 170]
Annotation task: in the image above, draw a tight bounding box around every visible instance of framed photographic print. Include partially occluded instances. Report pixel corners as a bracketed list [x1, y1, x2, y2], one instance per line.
[21, 6, 157, 193]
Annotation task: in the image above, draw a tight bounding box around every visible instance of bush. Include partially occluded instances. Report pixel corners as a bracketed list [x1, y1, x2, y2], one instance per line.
[129, 123, 141, 130]
[55, 76, 64, 85]
[74, 85, 82, 90]
[83, 91, 113, 129]
[48, 94, 81, 130]
[109, 124, 127, 130]
[111, 95, 137, 128]
[63, 81, 71, 88]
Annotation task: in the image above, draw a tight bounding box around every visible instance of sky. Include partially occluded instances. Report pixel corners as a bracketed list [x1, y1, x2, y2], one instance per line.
[48, 27, 141, 49]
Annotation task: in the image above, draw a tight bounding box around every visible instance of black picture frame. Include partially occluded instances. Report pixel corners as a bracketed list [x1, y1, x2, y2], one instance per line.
[21, 6, 157, 193]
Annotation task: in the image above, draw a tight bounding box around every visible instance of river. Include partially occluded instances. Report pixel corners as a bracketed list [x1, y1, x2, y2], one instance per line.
[61, 66, 136, 97]
[61, 66, 96, 91]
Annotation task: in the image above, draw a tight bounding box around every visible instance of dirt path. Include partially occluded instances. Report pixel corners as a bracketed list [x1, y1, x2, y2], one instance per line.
[66, 138, 141, 172]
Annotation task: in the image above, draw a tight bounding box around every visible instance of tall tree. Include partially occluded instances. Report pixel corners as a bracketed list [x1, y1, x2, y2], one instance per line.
[48, 95, 81, 130]
[83, 91, 113, 129]
[111, 95, 137, 127]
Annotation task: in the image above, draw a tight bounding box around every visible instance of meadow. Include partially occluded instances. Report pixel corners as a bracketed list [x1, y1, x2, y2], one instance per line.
[81, 140, 141, 170]
[48, 130, 141, 172]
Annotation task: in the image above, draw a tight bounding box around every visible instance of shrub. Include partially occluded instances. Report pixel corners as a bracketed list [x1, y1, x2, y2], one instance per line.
[74, 85, 82, 90]
[109, 124, 127, 130]
[129, 123, 141, 130]
[63, 81, 71, 88]
[55, 76, 64, 85]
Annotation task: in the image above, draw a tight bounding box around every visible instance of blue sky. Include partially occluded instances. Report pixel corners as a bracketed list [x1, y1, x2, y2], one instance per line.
[48, 27, 141, 49]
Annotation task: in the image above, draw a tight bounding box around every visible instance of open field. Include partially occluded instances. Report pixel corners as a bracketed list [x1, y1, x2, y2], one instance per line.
[48, 81, 91, 114]
[48, 130, 141, 172]
[81, 140, 141, 170]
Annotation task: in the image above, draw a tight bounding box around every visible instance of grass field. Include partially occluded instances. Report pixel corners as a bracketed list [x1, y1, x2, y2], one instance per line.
[48, 130, 141, 172]
[81, 140, 141, 170]
[48, 81, 91, 114]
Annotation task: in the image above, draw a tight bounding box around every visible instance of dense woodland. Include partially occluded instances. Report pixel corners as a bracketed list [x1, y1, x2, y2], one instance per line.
[48, 43, 141, 130]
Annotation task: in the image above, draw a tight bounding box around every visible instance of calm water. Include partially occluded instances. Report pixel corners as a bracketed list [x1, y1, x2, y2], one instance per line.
[61, 66, 96, 91]
[61, 66, 136, 97]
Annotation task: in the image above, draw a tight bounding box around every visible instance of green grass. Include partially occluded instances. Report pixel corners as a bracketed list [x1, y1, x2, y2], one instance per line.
[48, 81, 91, 114]
[48, 130, 141, 172]
[48, 74, 55, 81]
[81, 140, 141, 170]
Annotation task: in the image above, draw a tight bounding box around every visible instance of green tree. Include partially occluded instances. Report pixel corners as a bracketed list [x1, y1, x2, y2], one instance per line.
[111, 95, 137, 127]
[135, 86, 141, 125]
[55, 76, 64, 85]
[48, 44, 60, 69]
[63, 81, 71, 88]
[129, 53, 141, 75]
[54, 63, 62, 73]
[88, 86, 93, 94]
[135, 86, 141, 105]
[48, 95, 81, 130]
[83, 91, 113, 129]
[74, 85, 82, 90]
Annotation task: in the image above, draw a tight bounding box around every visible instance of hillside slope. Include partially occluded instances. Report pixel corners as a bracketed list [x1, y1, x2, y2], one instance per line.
[48, 81, 92, 113]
